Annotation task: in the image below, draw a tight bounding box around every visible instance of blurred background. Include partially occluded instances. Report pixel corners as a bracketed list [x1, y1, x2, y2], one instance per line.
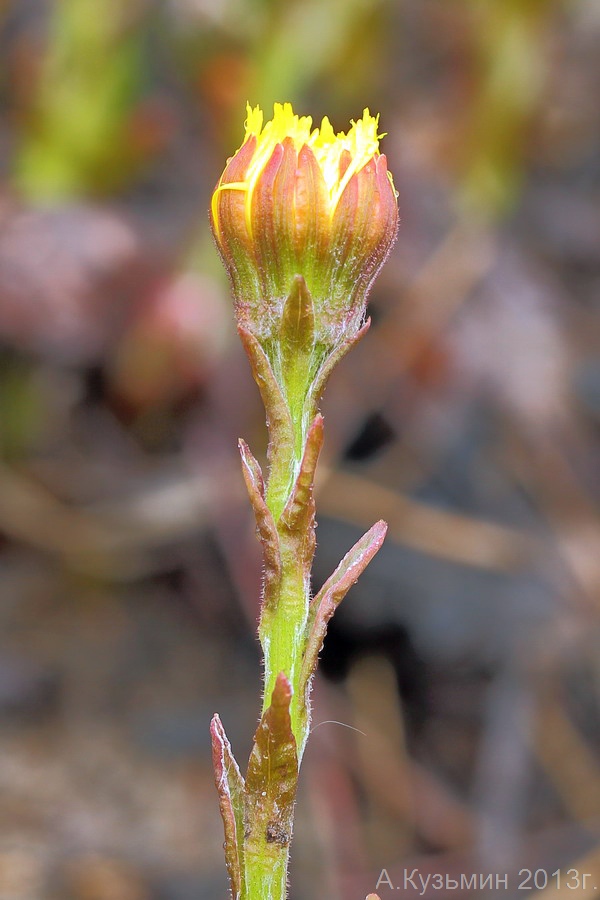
[0, 0, 599, 898]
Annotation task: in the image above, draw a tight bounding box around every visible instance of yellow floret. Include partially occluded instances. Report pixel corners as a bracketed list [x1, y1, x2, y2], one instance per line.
[212, 102, 388, 243]
[242, 102, 383, 208]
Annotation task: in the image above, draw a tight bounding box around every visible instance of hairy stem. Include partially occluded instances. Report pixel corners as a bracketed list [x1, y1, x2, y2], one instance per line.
[213, 291, 386, 900]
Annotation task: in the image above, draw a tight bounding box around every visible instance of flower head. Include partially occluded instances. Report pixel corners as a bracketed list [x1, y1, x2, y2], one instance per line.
[211, 102, 398, 345]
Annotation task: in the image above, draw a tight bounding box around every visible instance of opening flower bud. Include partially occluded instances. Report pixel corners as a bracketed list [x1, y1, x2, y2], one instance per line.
[210, 102, 398, 347]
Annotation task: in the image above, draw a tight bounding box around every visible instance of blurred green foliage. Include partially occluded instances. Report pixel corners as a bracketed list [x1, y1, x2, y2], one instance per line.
[5, 0, 570, 217]
[14, 0, 147, 200]
[460, 0, 560, 215]
[169, 0, 391, 149]
[0, 3, 597, 895]
[0, 355, 42, 461]
[245, 0, 389, 113]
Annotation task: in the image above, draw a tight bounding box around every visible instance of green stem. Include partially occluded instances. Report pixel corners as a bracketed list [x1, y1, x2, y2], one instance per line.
[244, 842, 290, 900]
[261, 396, 314, 753]
[224, 293, 384, 900]
[244, 391, 315, 900]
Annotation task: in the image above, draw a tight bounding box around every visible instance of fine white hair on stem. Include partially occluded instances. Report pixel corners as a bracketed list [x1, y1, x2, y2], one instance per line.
[310, 720, 367, 737]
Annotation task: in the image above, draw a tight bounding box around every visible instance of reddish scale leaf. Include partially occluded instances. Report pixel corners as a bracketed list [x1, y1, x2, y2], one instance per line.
[300, 520, 388, 693]
[279, 275, 315, 360]
[237, 325, 295, 485]
[280, 413, 323, 538]
[239, 439, 282, 614]
[279, 275, 317, 399]
[210, 714, 246, 900]
[239, 437, 266, 498]
[245, 673, 298, 852]
[310, 318, 371, 403]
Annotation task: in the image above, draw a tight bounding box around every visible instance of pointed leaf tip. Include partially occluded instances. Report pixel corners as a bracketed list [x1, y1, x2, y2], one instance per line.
[280, 274, 316, 357]
[210, 714, 245, 899]
[300, 519, 387, 691]
[312, 317, 372, 402]
[280, 413, 324, 532]
[238, 437, 266, 498]
[245, 671, 297, 852]
[237, 323, 294, 442]
[238, 438, 281, 611]
[314, 519, 387, 612]
[272, 670, 293, 705]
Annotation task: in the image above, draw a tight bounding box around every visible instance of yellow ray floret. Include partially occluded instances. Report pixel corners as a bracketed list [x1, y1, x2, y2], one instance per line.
[245, 101, 382, 203]
[214, 102, 385, 236]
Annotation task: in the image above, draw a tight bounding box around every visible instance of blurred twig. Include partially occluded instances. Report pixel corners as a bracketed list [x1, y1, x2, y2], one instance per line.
[348, 655, 474, 852]
[0, 460, 238, 579]
[318, 467, 543, 572]
[503, 430, 600, 609]
[0, 456, 547, 581]
[321, 218, 495, 461]
[537, 845, 600, 899]
[533, 691, 600, 824]
[376, 219, 495, 388]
